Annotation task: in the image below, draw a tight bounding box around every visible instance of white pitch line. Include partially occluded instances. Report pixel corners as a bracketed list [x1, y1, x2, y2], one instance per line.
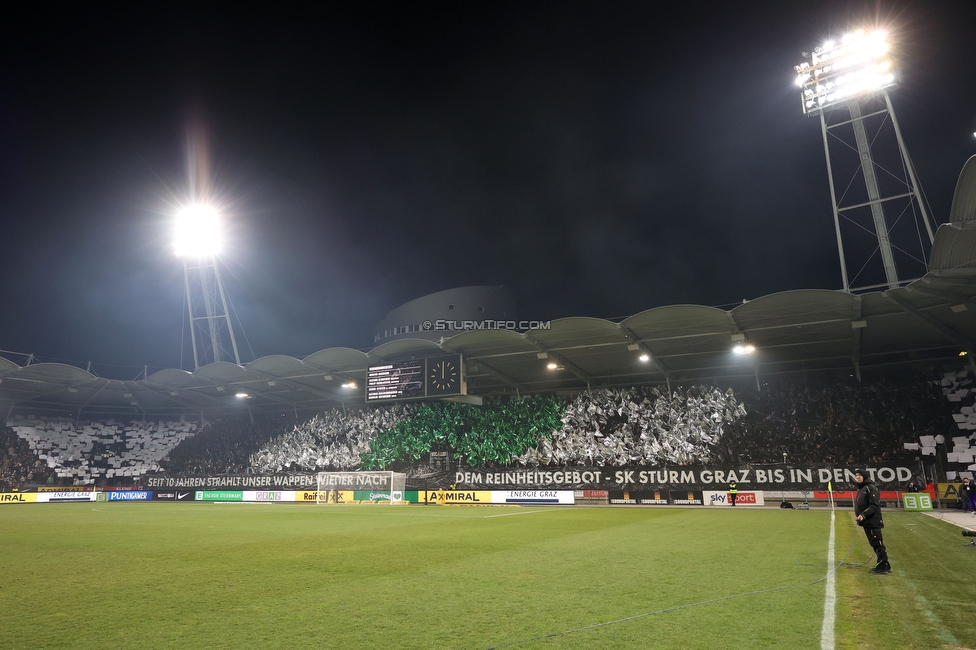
[820, 509, 836, 650]
[483, 508, 549, 518]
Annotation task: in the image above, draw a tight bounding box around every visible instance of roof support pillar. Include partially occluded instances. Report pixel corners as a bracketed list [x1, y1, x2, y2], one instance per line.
[851, 295, 863, 383]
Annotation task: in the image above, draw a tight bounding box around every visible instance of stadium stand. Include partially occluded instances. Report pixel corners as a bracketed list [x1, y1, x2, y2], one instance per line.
[1, 426, 55, 489]
[1, 368, 962, 485]
[938, 369, 976, 477]
[160, 414, 296, 475]
[512, 386, 744, 467]
[249, 404, 415, 472]
[7, 416, 196, 485]
[714, 370, 950, 466]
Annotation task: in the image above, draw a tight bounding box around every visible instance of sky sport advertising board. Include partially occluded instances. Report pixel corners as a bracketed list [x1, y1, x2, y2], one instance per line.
[703, 491, 765, 506]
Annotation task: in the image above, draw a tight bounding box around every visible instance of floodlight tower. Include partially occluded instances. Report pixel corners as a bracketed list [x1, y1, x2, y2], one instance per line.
[795, 29, 936, 291]
[174, 204, 242, 369]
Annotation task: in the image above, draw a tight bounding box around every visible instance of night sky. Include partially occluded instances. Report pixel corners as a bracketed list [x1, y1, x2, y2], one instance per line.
[1, 2, 974, 378]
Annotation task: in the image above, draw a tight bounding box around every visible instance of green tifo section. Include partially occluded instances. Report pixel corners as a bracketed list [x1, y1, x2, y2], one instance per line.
[359, 398, 564, 469]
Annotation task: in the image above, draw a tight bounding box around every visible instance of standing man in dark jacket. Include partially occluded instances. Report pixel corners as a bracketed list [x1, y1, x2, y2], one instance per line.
[962, 477, 976, 512]
[854, 468, 891, 574]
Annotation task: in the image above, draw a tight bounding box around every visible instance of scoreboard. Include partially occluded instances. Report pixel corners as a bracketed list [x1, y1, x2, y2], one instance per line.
[365, 354, 463, 402]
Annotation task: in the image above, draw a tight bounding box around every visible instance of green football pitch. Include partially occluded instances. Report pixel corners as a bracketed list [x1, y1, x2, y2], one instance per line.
[2, 504, 974, 649]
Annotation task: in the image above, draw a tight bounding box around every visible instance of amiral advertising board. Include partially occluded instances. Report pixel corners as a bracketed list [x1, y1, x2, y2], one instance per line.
[0, 493, 39, 504]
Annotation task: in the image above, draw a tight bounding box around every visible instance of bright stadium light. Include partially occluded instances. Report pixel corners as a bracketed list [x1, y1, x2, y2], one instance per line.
[174, 204, 222, 258]
[733, 344, 756, 355]
[794, 29, 896, 115]
[175, 201, 241, 369]
[638, 353, 650, 362]
[794, 25, 935, 293]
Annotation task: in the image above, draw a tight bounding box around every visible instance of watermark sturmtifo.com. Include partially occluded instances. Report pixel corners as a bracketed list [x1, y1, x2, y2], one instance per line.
[424, 320, 551, 331]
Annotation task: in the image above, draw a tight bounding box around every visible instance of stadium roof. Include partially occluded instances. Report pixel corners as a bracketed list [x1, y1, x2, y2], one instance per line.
[4, 157, 976, 420]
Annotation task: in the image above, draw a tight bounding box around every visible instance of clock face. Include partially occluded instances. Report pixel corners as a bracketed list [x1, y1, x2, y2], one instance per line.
[427, 358, 460, 394]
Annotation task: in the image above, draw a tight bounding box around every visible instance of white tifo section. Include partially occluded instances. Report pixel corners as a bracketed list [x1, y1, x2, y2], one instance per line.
[8, 415, 197, 484]
[315, 471, 406, 503]
[702, 490, 765, 506]
[821, 510, 836, 650]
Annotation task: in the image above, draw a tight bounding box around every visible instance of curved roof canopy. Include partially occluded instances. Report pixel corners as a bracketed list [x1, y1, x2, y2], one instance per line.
[3, 276, 975, 419]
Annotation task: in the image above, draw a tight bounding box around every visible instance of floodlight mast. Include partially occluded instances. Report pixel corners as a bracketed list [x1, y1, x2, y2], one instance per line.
[175, 205, 242, 369]
[795, 29, 936, 292]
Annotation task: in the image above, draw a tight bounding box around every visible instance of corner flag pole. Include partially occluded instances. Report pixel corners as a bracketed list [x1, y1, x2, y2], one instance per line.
[828, 481, 835, 511]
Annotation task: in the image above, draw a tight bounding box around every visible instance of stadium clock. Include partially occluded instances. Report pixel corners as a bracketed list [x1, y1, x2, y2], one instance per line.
[426, 355, 461, 396]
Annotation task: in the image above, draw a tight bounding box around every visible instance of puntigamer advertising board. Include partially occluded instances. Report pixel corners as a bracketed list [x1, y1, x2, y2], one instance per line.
[107, 491, 152, 501]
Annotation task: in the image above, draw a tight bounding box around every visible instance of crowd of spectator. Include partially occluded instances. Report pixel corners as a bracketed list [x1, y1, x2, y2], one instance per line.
[937, 369, 976, 475]
[6, 416, 196, 485]
[161, 414, 296, 475]
[512, 386, 744, 467]
[712, 369, 950, 466]
[1, 367, 960, 485]
[1, 426, 55, 489]
[249, 404, 417, 472]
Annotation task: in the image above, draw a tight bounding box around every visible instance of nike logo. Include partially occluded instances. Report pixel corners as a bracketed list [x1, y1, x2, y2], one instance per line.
[177, 492, 190, 500]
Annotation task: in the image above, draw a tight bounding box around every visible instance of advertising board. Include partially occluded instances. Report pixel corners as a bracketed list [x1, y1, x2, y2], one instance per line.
[36, 492, 99, 503]
[107, 491, 152, 501]
[0, 493, 38, 503]
[703, 491, 765, 506]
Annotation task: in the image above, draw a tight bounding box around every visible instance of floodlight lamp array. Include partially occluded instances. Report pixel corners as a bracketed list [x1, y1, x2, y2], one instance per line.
[794, 29, 896, 115]
[173, 204, 223, 258]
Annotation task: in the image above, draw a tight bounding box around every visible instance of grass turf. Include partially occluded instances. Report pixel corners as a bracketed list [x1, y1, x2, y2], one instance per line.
[1, 504, 974, 649]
